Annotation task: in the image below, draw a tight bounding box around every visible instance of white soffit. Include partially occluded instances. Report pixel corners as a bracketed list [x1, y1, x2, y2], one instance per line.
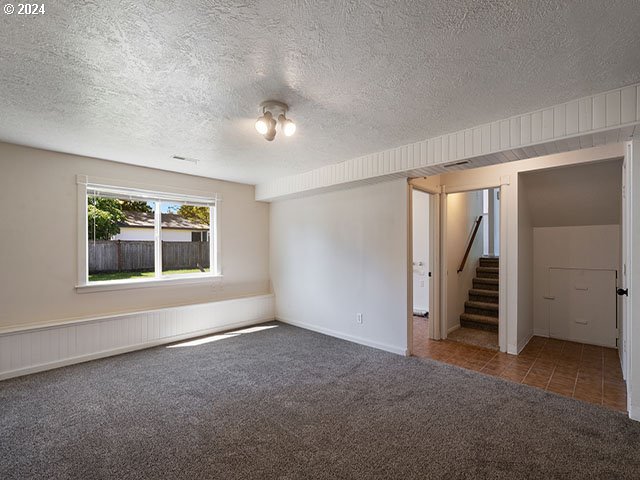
[256, 83, 640, 201]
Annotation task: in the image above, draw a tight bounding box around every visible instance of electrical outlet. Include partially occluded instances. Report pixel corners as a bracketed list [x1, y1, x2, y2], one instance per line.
[356, 313, 363, 324]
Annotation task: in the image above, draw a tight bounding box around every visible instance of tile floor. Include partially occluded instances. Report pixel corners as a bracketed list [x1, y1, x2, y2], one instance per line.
[412, 316, 627, 412]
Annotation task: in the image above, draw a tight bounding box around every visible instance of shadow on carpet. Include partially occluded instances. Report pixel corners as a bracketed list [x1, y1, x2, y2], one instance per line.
[1, 322, 639, 479]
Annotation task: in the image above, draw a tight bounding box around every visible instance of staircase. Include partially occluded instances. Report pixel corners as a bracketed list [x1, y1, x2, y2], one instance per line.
[460, 256, 499, 332]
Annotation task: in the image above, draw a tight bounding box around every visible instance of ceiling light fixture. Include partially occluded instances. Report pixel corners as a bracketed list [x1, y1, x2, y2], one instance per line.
[255, 100, 295, 141]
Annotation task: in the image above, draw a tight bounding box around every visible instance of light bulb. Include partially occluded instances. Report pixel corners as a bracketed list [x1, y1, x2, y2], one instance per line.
[278, 114, 296, 137]
[255, 116, 268, 135]
[283, 120, 296, 136]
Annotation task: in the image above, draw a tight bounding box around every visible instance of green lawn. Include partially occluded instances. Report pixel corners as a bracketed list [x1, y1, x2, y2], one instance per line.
[89, 268, 208, 282]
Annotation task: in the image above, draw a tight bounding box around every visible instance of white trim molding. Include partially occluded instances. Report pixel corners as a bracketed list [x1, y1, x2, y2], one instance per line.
[0, 294, 275, 380]
[256, 83, 640, 201]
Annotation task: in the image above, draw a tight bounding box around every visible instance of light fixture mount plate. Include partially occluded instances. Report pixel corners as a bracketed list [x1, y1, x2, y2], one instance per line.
[260, 100, 288, 116]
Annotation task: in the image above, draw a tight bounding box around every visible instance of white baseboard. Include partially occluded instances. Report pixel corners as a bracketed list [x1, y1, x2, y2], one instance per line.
[0, 294, 275, 380]
[533, 328, 549, 337]
[447, 324, 460, 335]
[277, 316, 408, 356]
[517, 331, 534, 354]
[629, 404, 640, 422]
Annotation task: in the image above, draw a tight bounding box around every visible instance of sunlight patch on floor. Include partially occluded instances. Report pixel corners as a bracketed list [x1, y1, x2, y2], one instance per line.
[167, 325, 278, 348]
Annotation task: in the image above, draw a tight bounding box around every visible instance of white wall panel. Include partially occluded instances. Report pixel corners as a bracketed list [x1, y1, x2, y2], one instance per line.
[256, 83, 640, 202]
[606, 91, 622, 127]
[500, 120, 510, 150]
[509, 117, 520, 148]
[637, 86, 640, 122]
[621, 87, 637, 125]
[481, 124, 491, 155]
[491, 121, 501, 151]
[0, 294, 275, 380]
[554, 104, 566, 138]
[579, 97, 593, 132]
[542, 109, 554, 140]
[593, 93, 607, 130]
[566, 100, 579, 135]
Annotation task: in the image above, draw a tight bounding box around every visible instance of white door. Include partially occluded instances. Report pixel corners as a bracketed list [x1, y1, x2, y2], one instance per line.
[549, 268, 617, 347]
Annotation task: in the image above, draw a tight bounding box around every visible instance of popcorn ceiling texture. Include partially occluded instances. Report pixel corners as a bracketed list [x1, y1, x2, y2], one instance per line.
[0, 1, 639, 184]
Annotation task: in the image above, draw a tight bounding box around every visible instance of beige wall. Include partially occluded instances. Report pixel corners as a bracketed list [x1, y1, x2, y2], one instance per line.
[0, 142, 270, 329]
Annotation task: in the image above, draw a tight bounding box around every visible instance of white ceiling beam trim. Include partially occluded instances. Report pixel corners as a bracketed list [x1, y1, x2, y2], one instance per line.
[256, 83, 640, 202]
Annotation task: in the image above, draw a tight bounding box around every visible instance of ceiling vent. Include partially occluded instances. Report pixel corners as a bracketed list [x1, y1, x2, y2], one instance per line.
[171, 155, 199, 164]
[443, 160, 470, 168]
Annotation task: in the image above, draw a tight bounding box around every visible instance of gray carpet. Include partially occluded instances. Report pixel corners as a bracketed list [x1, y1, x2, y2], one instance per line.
[1, 322, 639, 479]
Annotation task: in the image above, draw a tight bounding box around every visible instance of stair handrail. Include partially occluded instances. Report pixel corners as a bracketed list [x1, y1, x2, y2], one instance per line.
[457, 215, 483, 273]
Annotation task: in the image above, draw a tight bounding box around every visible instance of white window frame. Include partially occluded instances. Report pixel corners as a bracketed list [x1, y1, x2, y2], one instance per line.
[76, 175, 222, 293]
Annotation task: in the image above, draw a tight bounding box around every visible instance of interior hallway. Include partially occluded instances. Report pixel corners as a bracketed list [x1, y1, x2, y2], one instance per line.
[412, 316, 627, 412]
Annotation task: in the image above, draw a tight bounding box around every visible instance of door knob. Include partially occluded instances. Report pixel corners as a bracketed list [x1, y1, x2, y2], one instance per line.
[617, 288, 629, 296]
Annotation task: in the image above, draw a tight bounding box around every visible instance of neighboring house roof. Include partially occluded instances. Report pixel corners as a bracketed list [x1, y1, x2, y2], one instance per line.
[118, 211, 209, 231]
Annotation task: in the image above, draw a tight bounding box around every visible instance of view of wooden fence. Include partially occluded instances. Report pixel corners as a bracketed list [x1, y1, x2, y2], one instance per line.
[88, 241, 210, 273]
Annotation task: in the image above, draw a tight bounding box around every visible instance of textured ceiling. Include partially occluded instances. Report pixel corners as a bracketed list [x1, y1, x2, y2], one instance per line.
[522, 159, 622, 227]
[1, 1, 640, 185]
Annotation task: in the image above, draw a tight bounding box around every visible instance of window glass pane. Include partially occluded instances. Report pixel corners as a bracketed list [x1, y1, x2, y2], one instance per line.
[161, 202, 210, 276]
[87, 196, 156, 282]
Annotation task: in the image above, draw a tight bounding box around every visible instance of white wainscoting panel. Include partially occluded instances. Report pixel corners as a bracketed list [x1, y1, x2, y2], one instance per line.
[0, 294, 275, 380]
[256, 83, 640, 201]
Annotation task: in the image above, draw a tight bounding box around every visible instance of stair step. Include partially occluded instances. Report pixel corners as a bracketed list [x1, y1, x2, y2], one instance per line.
[479, 257, 499, 267]
[473, 277, 498, 285]
[476, 266, 499, 279]
[460, 313, 499, 332]
[469, 288, 499, 303]
[473, 278, 499, 291]
[464, 300, 499, 317]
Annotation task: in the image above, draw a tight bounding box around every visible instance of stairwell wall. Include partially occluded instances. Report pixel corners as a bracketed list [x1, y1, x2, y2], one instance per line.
[446, 191, 484, 333]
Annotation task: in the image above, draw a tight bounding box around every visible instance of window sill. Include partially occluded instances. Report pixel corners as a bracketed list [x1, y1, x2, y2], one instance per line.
[76, 274, 223, 293]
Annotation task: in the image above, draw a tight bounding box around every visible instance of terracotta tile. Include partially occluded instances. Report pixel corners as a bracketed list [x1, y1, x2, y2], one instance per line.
[480, 364, 506, 376]
[548, 375, 576, 390]
[411, 320, 626, 412]
[530, 362, 554, 376]
[512, 357, 535, 368]
[546, 383, 574, 397]
[523, 372, 550, 389]
[603, 396, 627, 412]
[554, 365, 579, 377]
[500, 370, 527, 383]
[573, 391, 603, 406]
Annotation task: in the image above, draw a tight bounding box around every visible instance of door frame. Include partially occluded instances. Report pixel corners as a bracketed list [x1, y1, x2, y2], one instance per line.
[407, 182, 440, 354]
[623, 139, 639, 419]
[441, 182, 507, 353]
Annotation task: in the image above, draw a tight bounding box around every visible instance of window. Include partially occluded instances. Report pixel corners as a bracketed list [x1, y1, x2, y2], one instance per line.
[78, 177, 219, 289]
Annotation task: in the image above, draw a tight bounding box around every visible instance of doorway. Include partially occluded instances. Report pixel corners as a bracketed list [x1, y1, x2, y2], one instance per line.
[409, 184, 440, 356]
[442, 188, 501, 351]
